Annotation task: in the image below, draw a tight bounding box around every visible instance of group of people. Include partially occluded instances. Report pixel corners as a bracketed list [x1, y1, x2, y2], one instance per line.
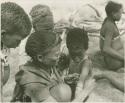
[1, 1, 124, 102]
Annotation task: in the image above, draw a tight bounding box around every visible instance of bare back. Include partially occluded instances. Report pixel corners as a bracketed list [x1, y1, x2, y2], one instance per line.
[100, 18, 124, 70]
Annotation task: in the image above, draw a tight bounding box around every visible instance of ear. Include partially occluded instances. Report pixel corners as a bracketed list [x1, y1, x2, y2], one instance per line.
[37, 54, 43, 62]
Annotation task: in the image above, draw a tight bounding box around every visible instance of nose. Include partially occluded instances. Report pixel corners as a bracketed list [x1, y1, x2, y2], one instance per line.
[51, 52, 60, 62]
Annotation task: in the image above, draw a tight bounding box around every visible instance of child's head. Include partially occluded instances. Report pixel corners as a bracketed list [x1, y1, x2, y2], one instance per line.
[1, 2, 31, 48]
[105, 1, 123, 21]
[66, 28, 88, 63]
[30, 4, 54, 32]
[25, 30, 61, 67]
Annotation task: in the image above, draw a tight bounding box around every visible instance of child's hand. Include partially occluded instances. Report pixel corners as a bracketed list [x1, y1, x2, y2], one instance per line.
[64, 73, 79, 84]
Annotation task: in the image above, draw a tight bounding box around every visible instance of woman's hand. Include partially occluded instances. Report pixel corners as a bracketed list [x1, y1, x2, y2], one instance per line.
[92, 68, 104, 80]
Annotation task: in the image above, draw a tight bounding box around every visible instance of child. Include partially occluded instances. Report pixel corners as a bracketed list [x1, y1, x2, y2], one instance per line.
[1, 2, 31, 86]
[100, 1, 124, 70]
[65, 28, 96, 100]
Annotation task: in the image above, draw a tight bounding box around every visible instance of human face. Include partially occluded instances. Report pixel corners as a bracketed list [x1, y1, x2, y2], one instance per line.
[2, 30, 23, 48]
[38, 43, 60, 67]
[68, 44, 86, 63]
[112, 8, 123, 21]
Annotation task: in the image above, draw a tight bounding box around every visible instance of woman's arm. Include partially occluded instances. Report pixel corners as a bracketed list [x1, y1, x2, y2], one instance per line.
[102, 71, 124, 92]
[93, 69, 124, 92]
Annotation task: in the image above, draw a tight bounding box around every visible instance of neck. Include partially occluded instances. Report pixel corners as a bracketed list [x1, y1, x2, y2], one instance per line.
[107, 16, 115, 22]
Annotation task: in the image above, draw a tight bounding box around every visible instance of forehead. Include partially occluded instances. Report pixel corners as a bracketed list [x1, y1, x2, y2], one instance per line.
[69, 43, 84, 49]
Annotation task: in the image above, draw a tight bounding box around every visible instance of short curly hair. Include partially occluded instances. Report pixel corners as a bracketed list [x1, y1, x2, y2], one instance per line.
[66, 28, 88, 50]
[25, 30, 56, 60]
[105, 1, 122, 17]
[1, 2, 32, 38]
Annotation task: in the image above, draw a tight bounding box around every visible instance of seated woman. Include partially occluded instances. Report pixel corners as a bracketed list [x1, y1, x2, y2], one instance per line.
[100, 1, 124, 70]
[11, 30, 72, 102]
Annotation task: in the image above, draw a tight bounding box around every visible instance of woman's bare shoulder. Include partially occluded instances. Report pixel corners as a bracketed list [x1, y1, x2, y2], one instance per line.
[102, 20, 115, 31]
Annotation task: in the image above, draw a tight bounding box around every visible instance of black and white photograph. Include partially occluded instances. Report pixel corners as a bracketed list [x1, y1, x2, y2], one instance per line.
[0, 0, 125, 102]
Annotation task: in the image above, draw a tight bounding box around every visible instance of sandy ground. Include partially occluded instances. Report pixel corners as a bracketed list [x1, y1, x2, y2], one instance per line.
[2, 34, 125, 102]
[1, 0, 125, 102]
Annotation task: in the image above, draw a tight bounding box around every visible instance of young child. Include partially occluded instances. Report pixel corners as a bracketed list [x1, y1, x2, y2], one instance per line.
[11, 30, 72, 102]
[100, 1, 124, 70]
[65, 28, 96, 100]
[1, 2, 31, 86]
